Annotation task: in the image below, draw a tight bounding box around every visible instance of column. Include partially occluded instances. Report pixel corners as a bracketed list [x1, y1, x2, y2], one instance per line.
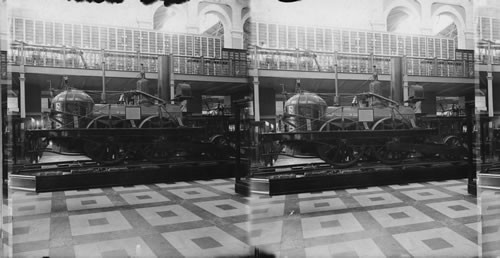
[420, 2, 433, 35]
[231, 30, 244, 49]
[402, 56, 409, 105]
[20, 74, 26, 120]
[186, 0, 200, 33]
[488, 43, 494, 117]
[253, 76, 260, 122]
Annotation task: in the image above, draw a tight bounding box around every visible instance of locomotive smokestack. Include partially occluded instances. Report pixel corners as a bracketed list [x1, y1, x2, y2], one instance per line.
[158, 55, 172, 102]
[390, 57, 403, 103]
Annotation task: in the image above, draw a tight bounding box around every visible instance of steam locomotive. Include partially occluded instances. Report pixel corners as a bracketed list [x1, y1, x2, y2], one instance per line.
[260, 79, 469, 168]
[25, 82, 235, 165]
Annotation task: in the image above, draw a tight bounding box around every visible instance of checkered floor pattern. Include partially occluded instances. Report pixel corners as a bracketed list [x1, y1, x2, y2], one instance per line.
[3, 179, 251, 257]
[247, 179, 481, 257]
[1, 178, 485, 257]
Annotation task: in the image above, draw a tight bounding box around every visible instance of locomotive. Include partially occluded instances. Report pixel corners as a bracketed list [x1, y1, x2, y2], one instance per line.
[260, 78, 469, 168]
[25, 81, 235, 165]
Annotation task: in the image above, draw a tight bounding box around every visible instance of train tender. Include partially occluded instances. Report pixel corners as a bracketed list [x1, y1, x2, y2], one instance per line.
[260, 79, 469, 168]
[25, 83, 235, 165]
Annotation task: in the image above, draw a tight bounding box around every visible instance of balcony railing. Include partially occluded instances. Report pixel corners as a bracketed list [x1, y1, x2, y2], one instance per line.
[9, 42, 248, 77]
[476, 41, 500, 65]
[249, 47, 474, 78]
[9, 43, 474, 78]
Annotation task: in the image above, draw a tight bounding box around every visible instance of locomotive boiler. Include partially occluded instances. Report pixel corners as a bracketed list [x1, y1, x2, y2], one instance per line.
[261, 79, 468, 168]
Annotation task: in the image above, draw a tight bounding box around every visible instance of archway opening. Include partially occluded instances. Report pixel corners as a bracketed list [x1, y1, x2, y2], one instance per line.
[386, 7, 419, 34]
[200, 13, 225, 47]
[434, 14, 458, 49]
[154, 6, 187, 32]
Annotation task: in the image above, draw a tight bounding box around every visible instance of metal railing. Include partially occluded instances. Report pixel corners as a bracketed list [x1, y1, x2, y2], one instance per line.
[9, 42, 248, 77]
[476, 41, 500, 65]
[249, 47, 474, 78]
[9, 42, 474, 78]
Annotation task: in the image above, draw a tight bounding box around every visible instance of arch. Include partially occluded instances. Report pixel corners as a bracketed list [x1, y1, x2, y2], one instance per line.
[431, 5, 466, 48]
[383, 0, 421, 32]
[153, 4, 188, 31]
[198, 4, 232, 48]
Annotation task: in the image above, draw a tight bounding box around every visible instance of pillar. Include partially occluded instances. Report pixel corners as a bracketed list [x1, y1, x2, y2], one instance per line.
[488, 43, 494, 117]
[20, 74, 26, 119]
[402, 56, 409, 105]
[420, 2, 433, 35]
[231, 30, 244, 49]
[253, 76, 260, 122]
[186, 0, 199, 34]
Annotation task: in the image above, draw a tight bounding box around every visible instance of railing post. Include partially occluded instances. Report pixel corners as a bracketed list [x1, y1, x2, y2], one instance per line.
[62, 46, 66, 68]
[296, 48, 300, 71]
[433, 57, 438, 77]
[276, 51, 280, 70]
[200, 56, 205, 75]
[136, 50, 140, 71]
[369, 52, 374, 73]
[229, 58, 233, 76]
[42, 47, 46, 66]
[462, 60, 466, 78]
[20, 42, 25, 65]
[334, 51, 338, 72]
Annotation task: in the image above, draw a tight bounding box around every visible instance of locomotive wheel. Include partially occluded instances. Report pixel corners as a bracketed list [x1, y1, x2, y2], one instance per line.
[316, 140, 364, 168]
[209, 135, 232, 159]
[372, 118, 411, 164]
[139, 116, 177, 128]
[86, 115, 131, 128]
[319, 118, 357, 131]
[371, 117, 411, 130]
[84, 139, 127, 165]
[143, 140, 175, 162]
[373, 143, 407, 165]
[442, 135, 468, 161]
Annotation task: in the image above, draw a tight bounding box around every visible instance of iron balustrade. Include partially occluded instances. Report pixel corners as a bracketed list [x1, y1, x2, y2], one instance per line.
[9, 42, 248, 77]
[476, 45, 500, 65]
[249, 47, 474, 78]
[9, 42, 474, 78]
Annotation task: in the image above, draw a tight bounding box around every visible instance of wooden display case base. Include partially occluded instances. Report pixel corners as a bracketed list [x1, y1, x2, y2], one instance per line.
[10, 161, 243, 192]
[242, 162, 472, 196]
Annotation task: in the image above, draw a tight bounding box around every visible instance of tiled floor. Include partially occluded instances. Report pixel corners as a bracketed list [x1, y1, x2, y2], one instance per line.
[3, 179, 251, 257]
[2, 178, 483, 257]
[247, 178, 481, 257]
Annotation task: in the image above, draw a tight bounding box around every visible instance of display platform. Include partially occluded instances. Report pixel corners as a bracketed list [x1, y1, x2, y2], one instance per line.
[477, 163, 500, 257]
[242, 160, 471, 196]
[9, 153, 243, 192]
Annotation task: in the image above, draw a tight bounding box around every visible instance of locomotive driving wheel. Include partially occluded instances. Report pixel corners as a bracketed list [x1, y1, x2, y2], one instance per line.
[86, 115, 131, 128]
[139, 116, 177, 128]
[143, 140, 175, 162]
[442, 135, 468, 161]
[316, 140, 364, 168]
[371, 118, 411, 165]
[316, 118, 365, 168]
[83, 139, 127, 165]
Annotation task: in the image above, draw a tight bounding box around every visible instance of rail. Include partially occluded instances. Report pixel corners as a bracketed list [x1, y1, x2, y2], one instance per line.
[9, 42, 248, 77]
[476, 41, 500, 65]
[248, 47, 474, 78]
